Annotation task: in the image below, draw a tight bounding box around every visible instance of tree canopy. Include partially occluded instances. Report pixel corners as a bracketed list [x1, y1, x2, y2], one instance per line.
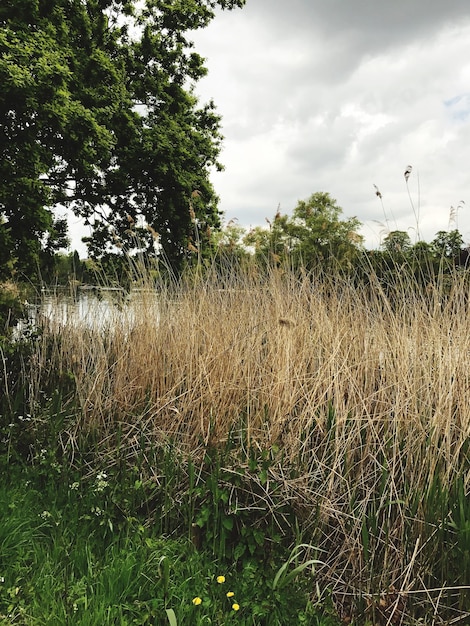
[0, 0, 245, 278]
[244, 192, 364, 271]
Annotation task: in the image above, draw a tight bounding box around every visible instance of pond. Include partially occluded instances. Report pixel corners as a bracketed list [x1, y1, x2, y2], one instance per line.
[24, 286, 160, 332]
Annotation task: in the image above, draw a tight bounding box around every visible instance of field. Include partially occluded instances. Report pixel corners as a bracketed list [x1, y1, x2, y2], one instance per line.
[1, 265, 469, 624]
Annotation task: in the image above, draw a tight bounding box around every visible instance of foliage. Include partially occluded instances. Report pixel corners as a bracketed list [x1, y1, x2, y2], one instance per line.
[356, 227, 469, 293]
[244, 192, 363, 271]
[0, 439, 338, 625]
[0, 0, 245, 279]
[431, 229, 466, 271]
[35, 250, 87, 285]
[381, 230, 412, 255]
[0, 282, 25, 336]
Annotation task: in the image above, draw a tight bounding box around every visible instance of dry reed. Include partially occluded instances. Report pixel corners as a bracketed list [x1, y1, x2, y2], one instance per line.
[30, 266, 470, 621]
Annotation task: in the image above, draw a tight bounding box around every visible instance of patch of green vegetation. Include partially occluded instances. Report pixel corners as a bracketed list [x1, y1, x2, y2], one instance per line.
[0, 446, 339, 625]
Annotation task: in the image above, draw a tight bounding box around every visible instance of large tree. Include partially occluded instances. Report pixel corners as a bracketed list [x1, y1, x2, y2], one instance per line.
[0, 0, 244, 278]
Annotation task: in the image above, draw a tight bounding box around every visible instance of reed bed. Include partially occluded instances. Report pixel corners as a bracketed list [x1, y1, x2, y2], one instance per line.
[29, 267, 470, 622]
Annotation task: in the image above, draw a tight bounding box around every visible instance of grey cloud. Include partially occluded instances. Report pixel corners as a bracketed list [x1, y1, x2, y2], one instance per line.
[245, 1, 470, 49]
[223, 0, 470, 87]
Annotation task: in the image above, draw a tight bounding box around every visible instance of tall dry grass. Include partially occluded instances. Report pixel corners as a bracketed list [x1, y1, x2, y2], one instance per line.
[30, 266, 470, 620]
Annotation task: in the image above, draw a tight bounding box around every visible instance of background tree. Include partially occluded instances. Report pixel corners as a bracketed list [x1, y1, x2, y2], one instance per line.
[208, 219, 249, 267]
[244, 193, 363, 271]
[431, 230, 464, 262]
[286, 192, 363, 269]
[365, 228, 469, 294]
[0, 0, 245, 279]
[408, 239, 436, 287]
[243, 224, 273, 266]
[381, 230, 412, 257]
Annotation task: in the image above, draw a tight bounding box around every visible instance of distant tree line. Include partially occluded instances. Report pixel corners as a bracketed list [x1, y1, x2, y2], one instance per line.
[210, 192, 469, 285]
[16, 191, 469, 288]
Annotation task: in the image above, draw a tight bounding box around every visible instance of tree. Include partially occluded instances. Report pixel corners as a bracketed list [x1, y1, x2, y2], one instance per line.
[381, 230, 412, 256]
[209, 219, 249, 264]
[369, 229, 468, 292]
[245, 193, 363, 271]
[431, 230, 464, 260]
[0, 0, 245, 278]
[286, 192, 363, 269]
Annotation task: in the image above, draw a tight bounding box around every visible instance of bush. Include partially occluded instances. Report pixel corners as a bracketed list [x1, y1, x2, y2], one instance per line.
[0, 282, 25, 337]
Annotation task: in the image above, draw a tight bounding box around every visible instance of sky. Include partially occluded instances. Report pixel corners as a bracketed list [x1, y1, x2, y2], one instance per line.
[186, 0, 470, 249]
[69, 0, 470, 254]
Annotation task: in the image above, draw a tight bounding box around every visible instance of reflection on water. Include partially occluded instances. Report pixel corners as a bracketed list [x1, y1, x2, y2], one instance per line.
[28, 287, 159, 331]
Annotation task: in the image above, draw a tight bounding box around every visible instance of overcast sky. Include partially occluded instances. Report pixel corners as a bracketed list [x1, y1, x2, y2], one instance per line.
[186, 0, 470, 249]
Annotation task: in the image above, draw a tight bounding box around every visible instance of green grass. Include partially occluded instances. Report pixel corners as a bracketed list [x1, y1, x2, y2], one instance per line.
[0, 460, 339, 626]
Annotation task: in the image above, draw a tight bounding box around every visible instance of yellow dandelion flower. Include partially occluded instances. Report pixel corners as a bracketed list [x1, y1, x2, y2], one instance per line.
[216, 575, 226, 584]
[192, 597, 202, 606]
[232, 603, 240, 611]
[226, 591, 235, 598]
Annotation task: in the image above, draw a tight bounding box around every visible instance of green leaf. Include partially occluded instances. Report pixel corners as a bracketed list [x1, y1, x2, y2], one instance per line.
[272, 544, 324, 591]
